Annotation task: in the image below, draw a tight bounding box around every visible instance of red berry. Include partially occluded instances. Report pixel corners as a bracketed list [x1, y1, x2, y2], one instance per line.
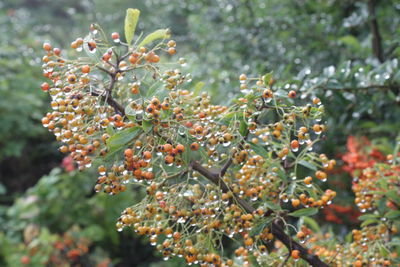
[41, 82, 50, 92]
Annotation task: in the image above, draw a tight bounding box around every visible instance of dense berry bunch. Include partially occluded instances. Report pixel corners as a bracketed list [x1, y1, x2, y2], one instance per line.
[38, 9, 399, 267]
[18, 226, 110, 266]
[300, 138, 400, 266]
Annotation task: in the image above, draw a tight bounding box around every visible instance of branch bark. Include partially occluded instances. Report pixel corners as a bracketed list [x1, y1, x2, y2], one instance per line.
[94, 61, 126, 116]
[368, 0, 384, 62]
[190, 161, 328, 267]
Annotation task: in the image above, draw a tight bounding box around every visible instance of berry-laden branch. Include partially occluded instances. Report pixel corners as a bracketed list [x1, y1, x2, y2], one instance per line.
[190, 161, 328, 267]
[40, 10, 346, 267]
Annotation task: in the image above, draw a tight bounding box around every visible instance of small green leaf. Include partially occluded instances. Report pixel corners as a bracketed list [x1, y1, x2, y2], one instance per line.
[298, 160, 317, 171]
[137, 29, 170, 48]
[146, 81, 162, 98]
[379, 244, 390, 257]
[360, 219, 379, 227]
[264, 201, 280, 211]
[239, 117, 248, 137]
[250, 218, 273, 235]
[142, 120, 153, 132]
[387, 190, 400, 204]
[358, 214, 379, 221]
[124, 8, 140, 45]
[263, 72, 273, 85]
[344, 231, 353, 243]
[302, 216, 320, 232]
[384, 210, 400, 220]
[287, 183, 296, 195]
[289, 208, 318, 217]
[193, 81, 205, 96]
[249, 143, 269, 158]
[339, 35, 361, 52]
[106, 125, 115, 136]
[248, 254, 262, 267]
[106, 126, 142, 149]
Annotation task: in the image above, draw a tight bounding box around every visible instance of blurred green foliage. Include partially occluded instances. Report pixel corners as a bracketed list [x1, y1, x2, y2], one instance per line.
[0, 0, 399, 266]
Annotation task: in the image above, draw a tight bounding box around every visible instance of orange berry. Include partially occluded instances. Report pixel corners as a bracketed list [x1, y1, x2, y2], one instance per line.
[291, 199, 300, 207]
[290, 140, 299, 149]
[165, 155, 174, 164]
[146, 104, 156, 113]
[87, 41, 97, 51]
[316, 171, 327, 180]
[263, 89, 273, 98]
[168, 47, 176, 55]
[76, 38, 84, 46]
[81, 65, 90, 73]
[129, 53, 139, 64]
[71, 41, 78, 49]
[190, 142, 200, 151]
[167, 40, 176, 47]
[304, 176, 313, 185]
[163, 143, 173, 152]
[176, 144, 185, 153]
[143, 151, 152, 160]
[291, 249, 300, 259]
[288, 90, 296, 98]
[312, 97, 321, 105]
[43, 42, 52, 51]
[124, 148, 133, 158]
[67, 74, 77, 84]
[111, 32, 120, 40]
[296, 231, 305, 239]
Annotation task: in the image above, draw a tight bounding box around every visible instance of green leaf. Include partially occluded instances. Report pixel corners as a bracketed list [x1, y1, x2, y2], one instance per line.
[124, 8, 140, 45]
[339, 35, 361, 52]
[387, 190, 400, 204]
[302, 216, 320, 232]
[248, 254, 262, 267]
[146, 81, 162, 98]
[263, 72, 273, 85]
[249, 142, 269, 158]
[298, 160, 317, 171]
[264, 201, 281, 211]
[124, 105, 136, 122]
[384, 210, 400, 220]
[142, 120, 152, 132]
[358, 214, 379, 221]
[106, 126, 142, 149]
[82, 225, 105, 242]
[289, 208, 318, 217]
[379, 244, 390, 257]
[287, 183, 296, 195]
[106, 125, 115, 136]
[193, 81, 205, 96]
[344, 231, 353, 243]
[360, 219, 379, 227]
[250, 217, 273, 235]
[137, 29, 170, 48]
[239, 117, 248, 137]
